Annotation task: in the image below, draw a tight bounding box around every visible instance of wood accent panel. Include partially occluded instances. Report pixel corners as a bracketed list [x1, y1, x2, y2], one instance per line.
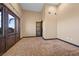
[0, 37, 5, 55]
[6, 34, 16, 50]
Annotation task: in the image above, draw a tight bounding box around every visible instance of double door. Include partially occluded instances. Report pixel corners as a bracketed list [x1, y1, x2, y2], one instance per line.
[0, 4, 6, 55]
[0, 4, 20, 55]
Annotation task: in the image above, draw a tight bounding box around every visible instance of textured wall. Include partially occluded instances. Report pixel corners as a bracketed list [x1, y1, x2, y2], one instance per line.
[57, 3, 79, 45]
[42, 5, 57, 39]
[21, 10, 41, 37]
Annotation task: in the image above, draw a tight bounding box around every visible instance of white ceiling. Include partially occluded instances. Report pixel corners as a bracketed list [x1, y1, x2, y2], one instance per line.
[20, 3, 59, 12]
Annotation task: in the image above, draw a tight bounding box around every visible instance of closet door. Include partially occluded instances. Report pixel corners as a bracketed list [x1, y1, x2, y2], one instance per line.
[6, 10, 16, 49]
[0, 5, 5, 55]
[36, 22, 42, 37]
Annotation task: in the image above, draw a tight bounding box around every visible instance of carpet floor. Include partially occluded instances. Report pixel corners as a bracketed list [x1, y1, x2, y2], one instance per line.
[3, 37, 79, 56]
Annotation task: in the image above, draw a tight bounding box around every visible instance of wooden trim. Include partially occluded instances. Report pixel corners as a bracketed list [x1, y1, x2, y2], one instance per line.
[20, 37, 23, 39]
[21, 36, 36, 39]
[36, 21, 42, 37]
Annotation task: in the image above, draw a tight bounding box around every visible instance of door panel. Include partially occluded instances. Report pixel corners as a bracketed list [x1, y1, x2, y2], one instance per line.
[6, 34, 15, 49]
[36, 22, 42, 37]
[0, 37, 5, 55]
[15, 18, 20, 42]
[0, 5, 6, 55]
[6, 10, 16, 50]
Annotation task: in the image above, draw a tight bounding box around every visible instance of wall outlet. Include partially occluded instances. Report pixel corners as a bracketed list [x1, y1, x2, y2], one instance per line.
[66, 37, 72, 40]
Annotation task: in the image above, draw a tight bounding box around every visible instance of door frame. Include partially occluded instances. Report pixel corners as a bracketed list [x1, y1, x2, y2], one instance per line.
[36, 21, 42, 37]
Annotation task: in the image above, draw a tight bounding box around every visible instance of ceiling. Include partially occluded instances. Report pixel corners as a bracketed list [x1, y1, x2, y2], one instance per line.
[20, 3, 59, 12]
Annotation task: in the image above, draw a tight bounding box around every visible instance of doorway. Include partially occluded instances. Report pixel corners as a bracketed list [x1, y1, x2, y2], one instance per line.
[36, 21, 42, 37]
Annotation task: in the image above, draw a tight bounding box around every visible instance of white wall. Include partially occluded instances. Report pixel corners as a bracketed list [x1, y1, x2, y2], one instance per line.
[43, 5, 57, 39]
[5, 3, 79, 45]
[21, 10, 41, 37]
[57, 3, 79, 45]
[4, 3, 23, 18]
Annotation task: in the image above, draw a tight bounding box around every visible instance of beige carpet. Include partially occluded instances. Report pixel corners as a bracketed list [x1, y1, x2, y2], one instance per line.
[3, 37, 79, 56]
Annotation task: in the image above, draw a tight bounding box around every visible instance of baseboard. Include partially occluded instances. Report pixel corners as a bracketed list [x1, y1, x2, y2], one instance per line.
[57, 38, 79, 47]
[20, 36, 79, 48]
[42, 37, 79, 47]
[21, 36, 36, 39]
[20, 37, 23, 39]
[42, 37, 57, 40]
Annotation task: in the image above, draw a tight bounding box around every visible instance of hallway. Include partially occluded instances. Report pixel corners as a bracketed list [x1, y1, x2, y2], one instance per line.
[3, 37, 79, 56]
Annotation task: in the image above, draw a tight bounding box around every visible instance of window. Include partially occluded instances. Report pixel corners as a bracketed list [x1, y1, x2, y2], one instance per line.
[0, 12, 1, 28]
[8, 14, 15, 33]
[0, 10, 3, 35]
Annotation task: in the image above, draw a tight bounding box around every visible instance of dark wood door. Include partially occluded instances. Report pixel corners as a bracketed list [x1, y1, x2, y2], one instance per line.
[0, 37, 5, 55]
[6, 10, 16, 49]
[0, 4, 20, 55]
[0, 5, 6, 55]
[36, 21, 42, 37]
